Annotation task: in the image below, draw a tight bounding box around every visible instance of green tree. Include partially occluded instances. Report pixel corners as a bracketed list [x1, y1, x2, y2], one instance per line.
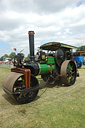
[77, 46, 85, 51]
[9, 52, 16, 60]
[3, 54, 9, 60]
[4, 54, 8, 58]
[0, 56, 4, 61]
[0, 54, 9, 61]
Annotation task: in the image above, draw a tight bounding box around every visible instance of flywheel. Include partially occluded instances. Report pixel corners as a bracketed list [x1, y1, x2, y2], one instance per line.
[55, 49, 65, 67]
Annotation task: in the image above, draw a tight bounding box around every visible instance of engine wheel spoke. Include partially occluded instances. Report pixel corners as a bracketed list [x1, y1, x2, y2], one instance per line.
[61, 60, 77, 86]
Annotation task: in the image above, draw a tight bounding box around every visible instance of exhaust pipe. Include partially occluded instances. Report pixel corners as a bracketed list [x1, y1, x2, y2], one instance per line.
[28, 31, 35, 62]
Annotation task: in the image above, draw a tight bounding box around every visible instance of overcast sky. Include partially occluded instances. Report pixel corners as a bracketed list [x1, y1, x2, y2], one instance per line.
[0, 0, 85, 57]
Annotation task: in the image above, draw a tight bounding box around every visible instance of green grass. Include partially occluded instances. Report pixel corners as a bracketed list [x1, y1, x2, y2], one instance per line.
[0, 67, 10, 85]
[0, 67, 85, 128]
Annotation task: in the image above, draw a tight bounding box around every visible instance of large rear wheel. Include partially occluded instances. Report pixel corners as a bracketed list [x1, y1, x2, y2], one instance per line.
[60, 60, 77, 86]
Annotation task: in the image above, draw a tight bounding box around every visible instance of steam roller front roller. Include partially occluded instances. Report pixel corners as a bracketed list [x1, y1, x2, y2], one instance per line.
[2, 72, 39, 104]
[60, 60, 77, 86]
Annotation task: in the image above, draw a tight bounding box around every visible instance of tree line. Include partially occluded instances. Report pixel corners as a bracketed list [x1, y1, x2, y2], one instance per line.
[0, 52, 25, 61]
[76, 45, 85, 51]
[0, 45, 85, 61]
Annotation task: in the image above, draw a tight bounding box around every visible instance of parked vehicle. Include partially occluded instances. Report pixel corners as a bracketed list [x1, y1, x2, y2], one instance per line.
[73, 51, 85, 68]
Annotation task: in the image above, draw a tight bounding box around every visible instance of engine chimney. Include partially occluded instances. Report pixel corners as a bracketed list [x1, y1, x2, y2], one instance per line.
[28, 31, 35, 61]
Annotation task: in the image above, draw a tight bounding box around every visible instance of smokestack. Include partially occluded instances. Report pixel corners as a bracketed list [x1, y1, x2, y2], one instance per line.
[28, 31, 35, 61]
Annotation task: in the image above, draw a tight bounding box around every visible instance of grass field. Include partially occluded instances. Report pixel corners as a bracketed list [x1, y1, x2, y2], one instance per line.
[0, 67, 85, 128]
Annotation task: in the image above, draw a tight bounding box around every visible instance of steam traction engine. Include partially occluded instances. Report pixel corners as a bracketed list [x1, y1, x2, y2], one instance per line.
[1, 31, 78, 104]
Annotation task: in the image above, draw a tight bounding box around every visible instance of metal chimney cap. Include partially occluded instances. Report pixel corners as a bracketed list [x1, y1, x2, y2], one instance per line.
[28, 31, 35, 35]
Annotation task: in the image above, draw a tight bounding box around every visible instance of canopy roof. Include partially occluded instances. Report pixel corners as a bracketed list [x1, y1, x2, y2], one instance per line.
[40, 42, 77, 51]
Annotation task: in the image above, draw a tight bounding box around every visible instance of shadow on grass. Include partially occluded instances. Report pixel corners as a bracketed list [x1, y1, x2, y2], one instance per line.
[78, 65, 85, 69]
[2, 93, 40, 105]
[39, 78, 69, 90]
[2, 78, 70, 105]
[2, 93, 20, 105]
